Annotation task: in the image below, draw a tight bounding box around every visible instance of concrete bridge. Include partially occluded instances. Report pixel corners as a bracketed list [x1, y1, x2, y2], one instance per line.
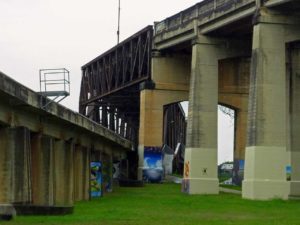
[0, 71, 133, 215]
[81, 0, 300, 200]
[2, 0, 299, 218]
[152, 0, 300, 200]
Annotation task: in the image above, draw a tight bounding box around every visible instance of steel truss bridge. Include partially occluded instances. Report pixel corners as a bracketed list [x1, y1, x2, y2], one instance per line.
[79, 25, 186, 154]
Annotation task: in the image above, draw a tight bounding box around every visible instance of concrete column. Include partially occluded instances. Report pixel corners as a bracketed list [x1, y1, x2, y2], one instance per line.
[137, 52, 190, 180]
[242, 23, 289, 200]
[138, 89, 188, 180]
[101, 152, 113, 193]
[233, 110, 248, 185]
[31, 134, 54, 205]
[289, 43, 300, 197]
[0, 127, 32, 204]
[74, 145, 90, 201]
[183, 37, 225, 194]
[53, 140, 74, 206]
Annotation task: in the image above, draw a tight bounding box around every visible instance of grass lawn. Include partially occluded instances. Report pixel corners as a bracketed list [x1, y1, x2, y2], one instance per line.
[2, 183, 300, 225]
[219, 184, 242, 191]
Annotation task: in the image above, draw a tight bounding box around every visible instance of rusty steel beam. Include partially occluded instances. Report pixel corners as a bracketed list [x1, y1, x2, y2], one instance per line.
[163, 103, 187, 174]
[79, 27, 153, 145]
[79, 26, 153, 106]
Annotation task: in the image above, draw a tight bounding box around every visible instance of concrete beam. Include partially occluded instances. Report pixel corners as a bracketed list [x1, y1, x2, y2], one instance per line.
[0, 71, 133, 151]
[0, 127, 32, 204]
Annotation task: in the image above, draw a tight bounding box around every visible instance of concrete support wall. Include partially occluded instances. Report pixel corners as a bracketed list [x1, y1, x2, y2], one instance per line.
[31, 134, 55, 206]
[74, 146, 90, 201]
[138, 53, 190, 180]
[183, 38, 221, 194]
[101, 152, 113, 193]
[0, 127, 32, 204]
[138, 89, 189, 179]
[243, 22, 289, 200]
[53, 140, 74, 206]
[151, 52, 190, 91]
[289, 43, 300, 197]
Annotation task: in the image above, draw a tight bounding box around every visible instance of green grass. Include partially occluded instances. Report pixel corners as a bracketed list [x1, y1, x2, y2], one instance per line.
[219, 184, 242, 191]
[218, 173, 232, 183]
[3, 183, 300, 225]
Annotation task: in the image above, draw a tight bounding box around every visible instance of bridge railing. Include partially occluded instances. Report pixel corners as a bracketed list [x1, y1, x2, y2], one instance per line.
[154, 0, 256, 35]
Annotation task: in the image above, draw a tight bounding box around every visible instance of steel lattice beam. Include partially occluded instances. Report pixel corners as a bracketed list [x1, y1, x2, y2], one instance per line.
[79, 26, 153, 144]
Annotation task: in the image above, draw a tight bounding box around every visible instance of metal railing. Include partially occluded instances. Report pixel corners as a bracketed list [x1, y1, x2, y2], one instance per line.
[154, 0, 255, 35]
[39, 68, 70, 108]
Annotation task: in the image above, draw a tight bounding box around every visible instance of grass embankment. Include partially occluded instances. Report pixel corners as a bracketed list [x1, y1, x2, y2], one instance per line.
[3, 183, 300, 225]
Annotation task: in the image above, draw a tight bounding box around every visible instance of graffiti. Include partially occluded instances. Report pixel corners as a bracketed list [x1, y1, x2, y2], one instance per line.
[113, 162, 120, 179]
[90, 162, 102, 197]
[184, 161, 190, 178]
[143, 146, 163, 183]
[286, 166, 291, 181]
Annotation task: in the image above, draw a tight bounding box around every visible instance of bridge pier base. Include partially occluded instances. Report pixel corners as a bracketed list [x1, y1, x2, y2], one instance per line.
[242, 21, 289, 200]
[182, 38, 223, 194]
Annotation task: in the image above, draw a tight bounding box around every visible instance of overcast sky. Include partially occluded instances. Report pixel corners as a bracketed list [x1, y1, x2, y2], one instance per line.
[0, 0, 233, 164]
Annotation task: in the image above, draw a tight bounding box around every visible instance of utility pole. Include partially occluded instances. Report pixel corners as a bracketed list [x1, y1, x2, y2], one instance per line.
[117, 0, 121, 45]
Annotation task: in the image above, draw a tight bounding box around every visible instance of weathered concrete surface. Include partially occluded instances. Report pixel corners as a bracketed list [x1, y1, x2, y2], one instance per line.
[0, 71, 133, 213]
[53, 140, 74, 206]
[31, 135, 55, 206]
[137, 53, 190, 179]
[0, 71, 132, 150]
[154, 0, 257, 49]
[182, 35, 251, 194]
[151, 52, 191, 91]
[153, 0, 299, 50]
[74, 146, 90, 201]
[219, 57, 250, 184]
[183, 38, 221, 195]
[289, 43, 300, 197]
[138, 89, 189, 179]
[243, 9, 300, 200]
[0, 204, 16, 220]
[0, 127, 32, 204]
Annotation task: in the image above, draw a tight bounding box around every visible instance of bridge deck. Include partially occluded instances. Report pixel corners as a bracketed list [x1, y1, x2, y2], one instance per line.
[153, 0, 298, 49]
[154, 0, 256, 49]
[0, 71, 133, 150]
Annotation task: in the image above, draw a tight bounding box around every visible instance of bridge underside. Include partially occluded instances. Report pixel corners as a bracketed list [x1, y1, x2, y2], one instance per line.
[79, 0, 300, 200]
[79, 26, 153, 145]
[0, 71, 132, 215]
[153, 0, 300, 200]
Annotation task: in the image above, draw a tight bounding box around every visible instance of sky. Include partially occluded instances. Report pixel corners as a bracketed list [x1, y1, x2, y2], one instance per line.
[0, 0, 233, 164]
